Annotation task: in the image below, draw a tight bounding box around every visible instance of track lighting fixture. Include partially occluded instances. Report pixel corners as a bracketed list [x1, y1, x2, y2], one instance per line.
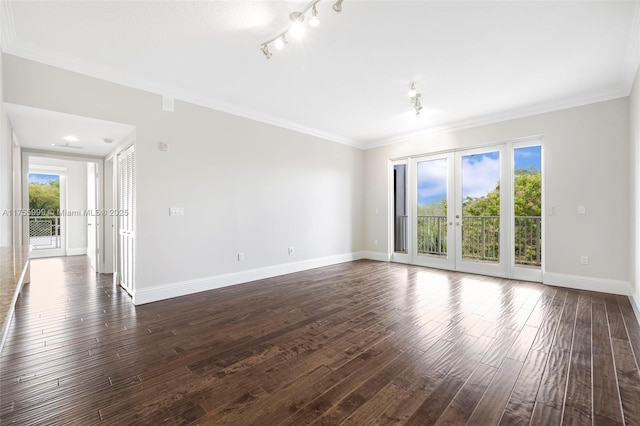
[409, 82, 423, 118]
[260, 0, 344, 59]
[261, 44, 272, 59]
[309, 4, 320, 27]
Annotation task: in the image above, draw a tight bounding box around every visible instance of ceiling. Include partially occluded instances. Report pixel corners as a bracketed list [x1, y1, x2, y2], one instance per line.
[1, 1, 639, 150]
[4, 103, 135, 157]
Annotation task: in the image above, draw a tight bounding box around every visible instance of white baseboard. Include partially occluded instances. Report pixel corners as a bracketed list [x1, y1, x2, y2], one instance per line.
[543, 272, 631, 296]
[359, 251, 390, 262]
[66, 248, 87, 256]
[0, 260, 30, 354]
[133, 252, 367, 305]
[630, 295, 640, 326]
[29, 248, 65, 259]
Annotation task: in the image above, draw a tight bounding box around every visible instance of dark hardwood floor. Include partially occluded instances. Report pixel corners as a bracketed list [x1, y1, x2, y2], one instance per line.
[1, 256, 640, 425]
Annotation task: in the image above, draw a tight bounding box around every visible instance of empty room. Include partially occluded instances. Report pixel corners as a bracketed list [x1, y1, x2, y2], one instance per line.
[1, 1, 640, 424]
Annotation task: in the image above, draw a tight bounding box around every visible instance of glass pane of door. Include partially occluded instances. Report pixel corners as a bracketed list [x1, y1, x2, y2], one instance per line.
[459, 151, 501, 265]
[514, 145, 542, 268]
[413, 155, 454, 269]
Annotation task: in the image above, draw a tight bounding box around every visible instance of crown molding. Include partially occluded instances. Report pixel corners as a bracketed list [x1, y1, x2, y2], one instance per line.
[2, 38, 365, 150]
[0, 0, 16, 52]
[1, 1, 637, 153]
[364, 90, 629, 150]
[622, 0, 640, 92]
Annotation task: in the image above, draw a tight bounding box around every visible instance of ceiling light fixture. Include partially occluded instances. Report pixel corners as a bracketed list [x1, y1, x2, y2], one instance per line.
[409, 82, 423, 118]
[260, 0, 344, 59]
[62, 135, 79, 142]
[309, 4, 320, 27]
[261, 44, 272, 59]
[52, 142, 82, 149]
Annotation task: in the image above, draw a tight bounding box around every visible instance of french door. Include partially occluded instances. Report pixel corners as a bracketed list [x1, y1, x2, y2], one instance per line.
[393, 141, 542, 281]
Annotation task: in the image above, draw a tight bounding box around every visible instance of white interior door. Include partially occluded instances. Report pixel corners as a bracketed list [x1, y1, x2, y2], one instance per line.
[117, 145, 135, 295]
[87, 163, 98, 271]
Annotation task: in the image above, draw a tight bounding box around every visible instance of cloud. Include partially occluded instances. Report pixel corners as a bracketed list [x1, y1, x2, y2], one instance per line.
[417, 158, 447, 205]
[415, 153, 501, 205]
[462, 154, 500, 198]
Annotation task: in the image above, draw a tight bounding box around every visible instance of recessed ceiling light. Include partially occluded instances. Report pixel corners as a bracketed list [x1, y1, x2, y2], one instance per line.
[62, 135, 79, 142]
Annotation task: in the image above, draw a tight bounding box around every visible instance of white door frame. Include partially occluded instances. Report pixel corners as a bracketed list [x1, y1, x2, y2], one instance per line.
[22, 151, 105, 266]
[389, 138, 543, 282]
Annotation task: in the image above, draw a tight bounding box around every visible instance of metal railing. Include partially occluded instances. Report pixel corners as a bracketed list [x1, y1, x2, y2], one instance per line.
[413, 215, 541, 266]
[514, 216, 542, 266]
[417, 215, 447, 256]
[29, 216, 61, 250]
[461, 216, 500, 262]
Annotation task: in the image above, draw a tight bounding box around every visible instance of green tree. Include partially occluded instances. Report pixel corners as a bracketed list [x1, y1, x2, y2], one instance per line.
[29, 181, 60, 214]
[417, 168, 542, 263]
[514, 168, 541, 216]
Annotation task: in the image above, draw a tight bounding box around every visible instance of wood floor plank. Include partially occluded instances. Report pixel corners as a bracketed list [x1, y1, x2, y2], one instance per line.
[1, 257, 640, 425]
[611, 337, 640, 425]
[467, 357, 523, 425]
[562, 293, 592, 426]
[592, 301, 625, 425]
[434, 362, 497, 425]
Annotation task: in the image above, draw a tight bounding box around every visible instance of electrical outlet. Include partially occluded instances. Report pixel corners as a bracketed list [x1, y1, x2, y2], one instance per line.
[169, 207, 184, 216]
[580, 256, 588, 265]
[288, 247, 294, 255]
[238, 253, 244, 261]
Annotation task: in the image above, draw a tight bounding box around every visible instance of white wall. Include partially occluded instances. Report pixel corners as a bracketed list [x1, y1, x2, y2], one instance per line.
[365, 98, 630, 295]
[0, 48, 11, 247]
[2, 54, 364, 303]
[630, 66, 640, 315]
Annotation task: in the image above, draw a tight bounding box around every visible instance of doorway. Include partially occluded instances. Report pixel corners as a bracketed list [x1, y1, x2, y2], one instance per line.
[391, 140, 542, 281]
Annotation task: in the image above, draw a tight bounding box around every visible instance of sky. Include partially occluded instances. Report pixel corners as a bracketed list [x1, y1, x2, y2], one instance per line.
[29, 173, 59, 184]
[417, 146, 541, 206]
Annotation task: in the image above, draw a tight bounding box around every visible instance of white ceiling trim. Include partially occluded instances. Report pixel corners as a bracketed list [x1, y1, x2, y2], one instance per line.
[22, 148, 104, 162]
[368, 90, 629, 150]
[0, 0, 16, 52]
[2, 2, 640, 151]
[2, 38, 364, 149]
[622, 0, 640, 91]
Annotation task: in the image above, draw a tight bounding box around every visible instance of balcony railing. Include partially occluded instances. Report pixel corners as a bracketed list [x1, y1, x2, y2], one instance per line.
[417, 215, 447, 256]
[408, 215, 541, 267]
[29, 216, 61, 250]
[514, 216, 542, 266]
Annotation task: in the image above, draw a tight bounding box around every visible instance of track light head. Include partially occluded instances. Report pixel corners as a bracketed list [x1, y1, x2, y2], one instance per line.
[409, 82, 417, 98]
[290, 21, 305, 39]
[261, 44, 272, 59]
[409, 82, 423, 117]
[309, 4, 320, 27]
[289, 11, 304, 23]
[274, 34, 288, 50]
[261, 0, 344, 59]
